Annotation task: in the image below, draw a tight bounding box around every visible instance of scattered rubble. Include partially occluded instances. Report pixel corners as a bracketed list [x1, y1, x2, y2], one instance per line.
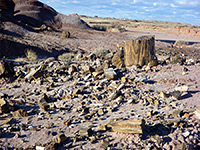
[0, 36, 200, 149]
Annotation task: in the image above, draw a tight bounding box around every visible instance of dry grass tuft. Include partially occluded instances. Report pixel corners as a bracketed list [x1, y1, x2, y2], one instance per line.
[174, 40, 189, 46]
[25, 49, 37, 61]
[58, 52, 74, 61]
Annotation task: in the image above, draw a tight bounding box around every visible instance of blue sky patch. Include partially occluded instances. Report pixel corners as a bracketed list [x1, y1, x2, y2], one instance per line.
[40, 0, 200, 25]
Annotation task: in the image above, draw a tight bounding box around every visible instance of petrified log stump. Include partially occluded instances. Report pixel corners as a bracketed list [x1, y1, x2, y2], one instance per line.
[123, 36, 156, 67]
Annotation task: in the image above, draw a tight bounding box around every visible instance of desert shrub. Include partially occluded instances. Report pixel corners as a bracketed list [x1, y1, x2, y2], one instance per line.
[25, 49, 37, 61]
[174, 40, 189, 46]
[58, 52, 74, 61]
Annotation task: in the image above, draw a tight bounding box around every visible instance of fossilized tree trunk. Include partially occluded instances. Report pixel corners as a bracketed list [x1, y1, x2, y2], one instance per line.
[123, 36, 156, 67]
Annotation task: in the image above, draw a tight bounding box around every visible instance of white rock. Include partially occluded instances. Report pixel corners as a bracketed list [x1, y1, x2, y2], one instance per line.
[175, 85, 189, 92]
[116, 83, 124, 91]
[194, 109, 200, 119]
[183, 131, 190, 137]
[36, 146, 45, 150]
[84, 74, 91, 81]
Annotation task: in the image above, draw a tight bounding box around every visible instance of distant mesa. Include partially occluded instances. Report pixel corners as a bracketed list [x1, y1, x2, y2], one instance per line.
[0, 0, 90, 29]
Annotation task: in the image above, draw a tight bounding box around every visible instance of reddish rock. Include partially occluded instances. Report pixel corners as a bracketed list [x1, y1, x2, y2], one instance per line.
[13, 0, 57, 27]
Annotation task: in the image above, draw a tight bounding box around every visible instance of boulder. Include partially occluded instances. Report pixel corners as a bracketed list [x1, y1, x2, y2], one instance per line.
[112, 48, 124, 67]
[123, 36, 156, 67]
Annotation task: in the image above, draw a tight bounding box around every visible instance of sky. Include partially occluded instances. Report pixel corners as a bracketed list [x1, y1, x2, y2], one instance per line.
[40, 0, 200, 25]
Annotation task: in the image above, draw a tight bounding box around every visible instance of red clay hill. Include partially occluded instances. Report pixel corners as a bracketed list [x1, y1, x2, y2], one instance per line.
[0, 0, 89, 29]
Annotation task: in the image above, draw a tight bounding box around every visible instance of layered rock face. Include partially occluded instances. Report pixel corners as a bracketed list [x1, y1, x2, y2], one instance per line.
[13, 0, 57, 27]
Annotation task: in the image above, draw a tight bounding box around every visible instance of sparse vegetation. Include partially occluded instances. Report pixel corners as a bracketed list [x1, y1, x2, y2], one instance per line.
[174, 40, 189, 46]
[192, 43, 200, 47]
[58, 52, 74, 61]
[25, 49, 38, 61]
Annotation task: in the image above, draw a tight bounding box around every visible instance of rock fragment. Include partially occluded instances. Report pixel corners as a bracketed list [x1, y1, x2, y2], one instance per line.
[183, 131, 190, 137]
[24, 65, 44, 80]
[54, 134, 68, 144]
[112, 48, 124, 67]
[78, 127, 93, 137]
[39, 94, 50, 111]
[175, 85, 189, 92]
[194, 108, 200, 120]
[160, 91, 170, 98]
[100, 140, 111, 150]
[104, 68, 117, 80]
[12, 109, 28, 117]
[0, 98, 10, 113]
[109, 90, 121, 100]
[170, 91, 182, 100]
[36, 146, 45, 150]
[110, 119, 145, 134]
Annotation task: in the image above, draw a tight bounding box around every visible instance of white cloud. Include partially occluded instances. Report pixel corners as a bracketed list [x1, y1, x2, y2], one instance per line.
[175, 0, 200, 6]
[132, 0, 139, 4]
[72, 0, 80, 4]
[170, 3, 178, 7]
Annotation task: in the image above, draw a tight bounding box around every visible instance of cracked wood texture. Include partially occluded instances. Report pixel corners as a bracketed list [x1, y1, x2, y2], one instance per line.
[124, 36, 156, 67]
